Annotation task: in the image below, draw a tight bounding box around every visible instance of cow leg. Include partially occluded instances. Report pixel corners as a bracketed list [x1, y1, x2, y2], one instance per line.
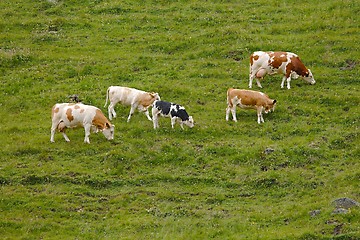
[249, 75, 253, 88]
[144, 109, 152, 121]
[230, 106, 237, 122]
[225, 106, 231, 121]
[249, 72, 255, 88]
[58, 122, 70, 142]
[138, 105, 152, 121]
[257, 107, 264, 124]
[108, 102, 116, 120]
[127, 104, 137, 122]
[286, 77, 291, 89]
[171, 117, 177, 128]
[153, 114, 159, 129]
[83, 124, 91, 144]
[61, 132, 70, 142]
[281, 76, 287, 88]
[255, 78, 262, 88]
[50, 124, 56, 143]
[152, 108, 159, 129]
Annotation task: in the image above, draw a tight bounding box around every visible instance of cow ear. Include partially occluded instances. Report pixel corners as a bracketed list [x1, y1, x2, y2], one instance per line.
[106, 123, 110, 128]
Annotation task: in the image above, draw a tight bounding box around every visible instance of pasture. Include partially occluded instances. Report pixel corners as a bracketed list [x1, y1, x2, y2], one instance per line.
[0, 0, 359, 239]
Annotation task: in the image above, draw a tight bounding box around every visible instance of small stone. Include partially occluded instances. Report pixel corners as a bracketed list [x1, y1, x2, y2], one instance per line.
[332, 208, 348, 214]
[332, 198, 359, 209]
[309, 209, 321, 217]
[264, 148, 274, 154]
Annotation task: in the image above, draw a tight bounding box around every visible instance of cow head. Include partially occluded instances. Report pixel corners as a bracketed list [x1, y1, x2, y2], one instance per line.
[265, 100, 277, 113]
[150, 92, 161, 101]
[303, 69, 315, 85]
[101, 123, 115, 140]
[184, 116, 194, 128]
[57, 121, 67, 132]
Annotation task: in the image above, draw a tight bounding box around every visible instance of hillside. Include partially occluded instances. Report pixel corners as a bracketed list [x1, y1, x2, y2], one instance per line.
[0, 0, 359, 239]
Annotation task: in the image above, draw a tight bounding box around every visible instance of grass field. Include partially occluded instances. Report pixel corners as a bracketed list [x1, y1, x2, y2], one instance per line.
[0, 0, 359, 239]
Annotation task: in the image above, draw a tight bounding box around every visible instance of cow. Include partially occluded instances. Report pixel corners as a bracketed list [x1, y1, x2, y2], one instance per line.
[50, 103, 115, 144]
[104, 86, 160, 122]
[226, 88, 276, 124]
[249, 51, 315, 89]
[152, 100, 194, 129]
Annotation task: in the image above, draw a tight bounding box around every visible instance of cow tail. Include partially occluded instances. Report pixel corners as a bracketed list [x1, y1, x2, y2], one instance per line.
[104, 87, 110, 107]
[227, 88, 233, 107]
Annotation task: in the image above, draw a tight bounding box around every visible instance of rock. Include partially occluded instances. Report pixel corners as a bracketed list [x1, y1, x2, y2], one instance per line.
[339, 60, 356, 70]
[332, 208, 348, 214]
[332, 197, 359, 209]
[264, 148, 274, 154]
[68, 94, 82, 103]
[309, 209, 321, 217]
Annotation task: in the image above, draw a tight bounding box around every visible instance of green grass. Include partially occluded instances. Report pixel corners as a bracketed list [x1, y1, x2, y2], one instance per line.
[1, 0, 359, 239]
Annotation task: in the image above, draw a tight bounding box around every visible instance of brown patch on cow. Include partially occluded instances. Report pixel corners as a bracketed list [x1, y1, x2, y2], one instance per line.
[289, 55, 308, 76]
[285, 61, 294, 78]
[51, 106, 57, 119]
[80, 109, 85, 113]
[74, 105, 80, 109]
[139, 92, 157, 107]
[250, 54, 259, 65]
[268, 52, 288, 69]
[92, 109, 110, 129]
[66, 108, 74, 122]
[52, 106, 59, 118]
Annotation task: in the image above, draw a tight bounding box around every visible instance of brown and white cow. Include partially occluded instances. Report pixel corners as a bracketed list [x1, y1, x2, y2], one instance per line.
[50, 103, 115, 144]
[104, 86, 160, 122]
[226, 88, 276, 124]
[249, 51, 315, 89]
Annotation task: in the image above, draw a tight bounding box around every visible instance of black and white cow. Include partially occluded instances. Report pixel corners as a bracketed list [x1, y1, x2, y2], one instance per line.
[152, 100, 194, 129]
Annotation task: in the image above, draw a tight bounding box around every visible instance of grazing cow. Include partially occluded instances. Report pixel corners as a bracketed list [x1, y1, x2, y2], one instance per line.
[226, 88, 276, 124]
[249, 51, 315, 89]
[50, 103, 115, 144]
[104, 86, 160, 122]
[152, 100, 194, 129]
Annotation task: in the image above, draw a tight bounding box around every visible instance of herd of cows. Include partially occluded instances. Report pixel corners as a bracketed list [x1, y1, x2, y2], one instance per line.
[50, 51, 316, 143]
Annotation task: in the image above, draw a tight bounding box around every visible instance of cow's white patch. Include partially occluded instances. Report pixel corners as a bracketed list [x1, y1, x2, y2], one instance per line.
[170, 105, 178, 112]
